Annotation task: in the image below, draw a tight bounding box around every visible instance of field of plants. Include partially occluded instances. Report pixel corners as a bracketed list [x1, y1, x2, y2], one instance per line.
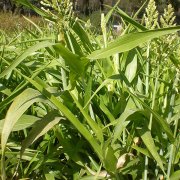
[0, 0, 180, 179]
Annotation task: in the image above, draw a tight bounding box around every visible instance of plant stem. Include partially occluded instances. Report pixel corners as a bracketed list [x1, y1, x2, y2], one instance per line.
[144, 43, 150, 180]
[145, 44, 150, 95]
[149, 64, 160, 129]
[167, 70, 180, 178]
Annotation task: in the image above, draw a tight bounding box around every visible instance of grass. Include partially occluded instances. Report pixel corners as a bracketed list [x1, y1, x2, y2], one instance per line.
[0, 0, 180, 179]
[0, 12, 43, 33]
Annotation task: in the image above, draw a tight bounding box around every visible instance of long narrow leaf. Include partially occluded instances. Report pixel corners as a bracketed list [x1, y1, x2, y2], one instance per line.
[70, 92, 104, 143]
[126, 89, 174, 142]
[1, 88, 45, 154]
[87, 26, 180, 59]
[53, 44, 89, 76]
[112, 110, 135, 144]
[21, 111, 62, 157]
[0, 115, 40, 133]
[138, 127, 165, 173]
[0, 41, 55, 78]
[1, 88, 46, 179]
[22, 76, 103, 160]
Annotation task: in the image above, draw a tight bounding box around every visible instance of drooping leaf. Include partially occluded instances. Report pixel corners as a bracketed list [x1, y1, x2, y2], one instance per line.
[0, 115, 40, 133]
[0, 88, 46, 179]
[21, 111, 61, 157]
[116, 6, 147, 31]
[87, 26, 180, 59]
[21, 75, 103, 160]
[1, 88, 45, 155]
[53, 44, 89, 87]
[17, 0, 54, 21]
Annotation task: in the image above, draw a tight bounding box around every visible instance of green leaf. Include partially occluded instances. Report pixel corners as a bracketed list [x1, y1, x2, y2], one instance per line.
[116, 6, 147, 31]
[21, 111, 61, 157]
[132, 145, 166, 164]
[0, 88, 46, 179]
[170, 170, 180, 180]
[126, 89, 174, 142]
[103, 146, 117, 173]
[112, 110, 135, 144]
[0, 41, 55, 78]
[0, 84, 11, 96]
[87, 26, 180, 59]
[84, 79, 112, 109]
[0, 115, 40, 132]
[45, 173, 55, 180]
[105, 1, 118, 23]
[65, 31, 83, 56]
[80, 176, 104, 180]
[125, 54, 137, 83]
[170, 54, 180, 70]
[17, 0, 54, 21]
[72, 22, 94, 53]
[138, 127, 165, 173]
[84, 77, 92, 112]
[99, 100, 116, 123]
[54, 126, 84, 166]
[1, 88, 45, 155]
[70, 92, 104, 143]
[53, 44, 89, 76]
[22, 76, 103, 160]
[132, 145, 152, 158]
[53, 44, 89, 87]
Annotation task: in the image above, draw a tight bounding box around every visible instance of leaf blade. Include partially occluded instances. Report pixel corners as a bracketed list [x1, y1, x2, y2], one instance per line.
[87, 26, 180, 59]
[138, 127, 165, 173]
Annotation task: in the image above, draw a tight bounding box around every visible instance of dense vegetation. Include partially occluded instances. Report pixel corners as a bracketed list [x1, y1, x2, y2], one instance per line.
[0, 0, 180, 179]
[0, 0, 180, 17]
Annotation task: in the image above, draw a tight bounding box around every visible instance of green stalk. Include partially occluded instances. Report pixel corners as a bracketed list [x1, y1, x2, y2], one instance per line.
[1, 157, 6, 180]
[144, 44, 161, 179]
[144, 43, 150, 180]
[151, 63, 161, 176]
[149, 64, 160, 129]
[58, 31, 67, 90]
[167, 70, 180, 179]
[145, 63, 160, 179]
[145, 44, 150, 95]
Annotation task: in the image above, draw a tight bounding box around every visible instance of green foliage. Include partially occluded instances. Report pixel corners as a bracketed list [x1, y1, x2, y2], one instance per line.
[0, 0, 180, 179]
